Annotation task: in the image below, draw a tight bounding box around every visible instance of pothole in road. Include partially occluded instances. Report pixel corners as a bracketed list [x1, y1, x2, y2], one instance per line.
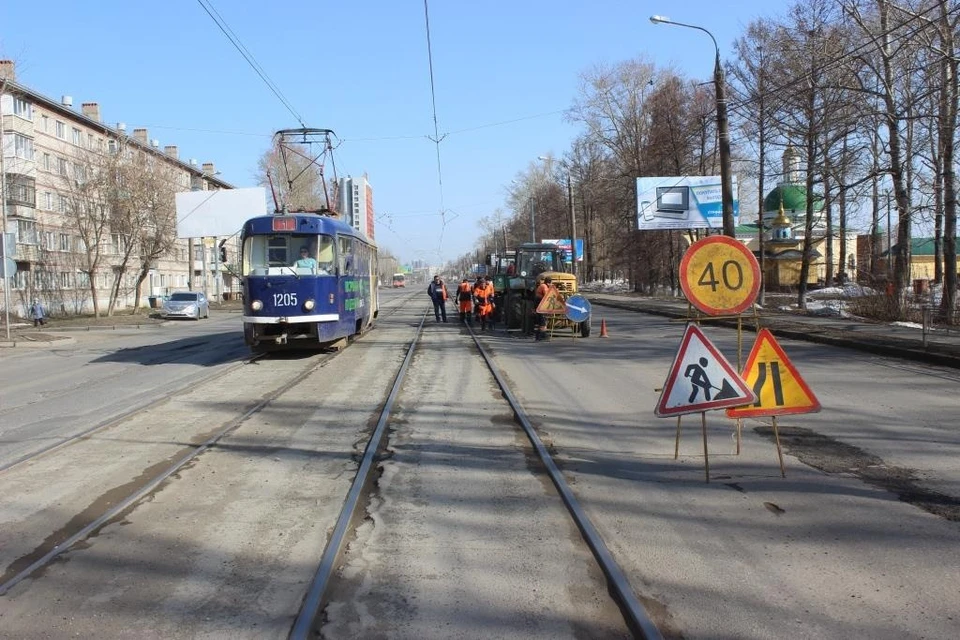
[754, 425, 960, 522]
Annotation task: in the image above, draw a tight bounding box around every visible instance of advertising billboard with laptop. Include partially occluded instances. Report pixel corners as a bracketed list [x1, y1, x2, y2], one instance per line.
[636, 176, 739, 230]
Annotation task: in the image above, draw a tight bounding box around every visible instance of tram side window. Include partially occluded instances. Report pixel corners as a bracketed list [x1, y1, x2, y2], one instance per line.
[338, 236, 354, 275]
[317, 235, 335, 274]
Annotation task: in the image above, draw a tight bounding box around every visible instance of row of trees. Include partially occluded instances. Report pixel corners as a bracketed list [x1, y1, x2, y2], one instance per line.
[455, 0, 959, 322]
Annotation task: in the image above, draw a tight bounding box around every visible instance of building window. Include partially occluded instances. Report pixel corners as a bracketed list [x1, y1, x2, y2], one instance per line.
[60, 272, 73, 289]
[72, 128, 82, 146]
[44, 192, 54, 210]
[13, 97, 32, 120]
[41, 114, 49, 132]
[87, 133, 94, 149]
[74, 163, 86, 182]
[10, 133, 34, 160]
[42, 231, 56, 250]
[58, 157, 68, 176]
[18, 219, 38, 245]
[59, 195, 68, 213]
[42, 153, 51, 171]
[56, 121, 66, 139]
[59, 233, 70, 251]
[77, 271, 90, 288]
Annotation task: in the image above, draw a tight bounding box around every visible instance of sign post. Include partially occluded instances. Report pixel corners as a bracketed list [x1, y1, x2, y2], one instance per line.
[655, 323, 756, 482]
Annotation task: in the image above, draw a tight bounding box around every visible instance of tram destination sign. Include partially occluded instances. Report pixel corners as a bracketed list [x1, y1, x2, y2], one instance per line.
[680, 235, 760, 316]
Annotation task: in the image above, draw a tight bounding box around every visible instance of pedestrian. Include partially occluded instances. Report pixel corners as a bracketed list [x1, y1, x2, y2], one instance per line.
[473, 276, 494, 330]
[29, 299, 47, 327]
[456, 278, 473, 323]
[427, 275, 448, 322]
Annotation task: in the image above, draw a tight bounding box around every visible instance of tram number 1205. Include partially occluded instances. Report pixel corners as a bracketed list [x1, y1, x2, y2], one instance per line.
[273, 293, 298, 307]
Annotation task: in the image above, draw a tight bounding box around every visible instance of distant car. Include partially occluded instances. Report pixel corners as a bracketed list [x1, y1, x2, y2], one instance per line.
[161, 291, 209, 320]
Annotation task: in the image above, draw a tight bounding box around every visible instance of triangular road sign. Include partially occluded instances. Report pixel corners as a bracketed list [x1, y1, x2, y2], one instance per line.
[536, 287, 566, 314]
[726, 329, 821, 418]
[655, 323, 757, 417]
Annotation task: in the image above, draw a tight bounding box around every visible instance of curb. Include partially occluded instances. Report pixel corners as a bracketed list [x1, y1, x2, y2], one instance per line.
[0, 334, 76, 349]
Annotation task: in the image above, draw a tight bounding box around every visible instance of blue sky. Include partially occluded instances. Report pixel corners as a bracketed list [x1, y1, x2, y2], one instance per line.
[2, 0, 789, 266]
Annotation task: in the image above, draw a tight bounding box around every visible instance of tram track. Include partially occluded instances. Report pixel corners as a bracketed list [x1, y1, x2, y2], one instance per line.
[0, 294, 413, 596]
[0, 292, 661, 637]
[292, 310, 663, 639]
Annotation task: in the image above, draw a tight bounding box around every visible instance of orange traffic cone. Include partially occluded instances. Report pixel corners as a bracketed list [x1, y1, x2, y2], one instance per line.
[599, 318, 609, 338]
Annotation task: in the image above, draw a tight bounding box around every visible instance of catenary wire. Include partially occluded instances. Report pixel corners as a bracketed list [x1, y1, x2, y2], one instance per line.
[196, 0, 306, 128]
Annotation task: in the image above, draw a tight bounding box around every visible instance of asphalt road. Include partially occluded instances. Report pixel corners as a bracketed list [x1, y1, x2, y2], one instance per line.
[0, 292, 957, 639]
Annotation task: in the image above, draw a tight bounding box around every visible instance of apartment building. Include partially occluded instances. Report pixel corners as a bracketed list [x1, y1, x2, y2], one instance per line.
[0, 60, 234, 319]
[337, 174, 375, 240]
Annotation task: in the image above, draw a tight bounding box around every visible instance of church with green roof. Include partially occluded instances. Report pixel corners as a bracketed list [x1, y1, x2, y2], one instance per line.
[734, 146, 855, 288]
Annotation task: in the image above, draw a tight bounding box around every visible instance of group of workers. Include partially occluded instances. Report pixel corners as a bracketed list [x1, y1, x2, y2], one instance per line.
[427, 275, 495, 330]
[427, 273, 560, 340]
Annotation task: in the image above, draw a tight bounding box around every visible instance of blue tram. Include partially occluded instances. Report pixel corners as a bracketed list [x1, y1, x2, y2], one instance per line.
[240, 211, 379, 352]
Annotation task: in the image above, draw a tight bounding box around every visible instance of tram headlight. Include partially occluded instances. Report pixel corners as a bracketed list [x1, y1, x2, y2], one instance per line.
[251, 299, 263, 311]
[303, 299, 315, 311]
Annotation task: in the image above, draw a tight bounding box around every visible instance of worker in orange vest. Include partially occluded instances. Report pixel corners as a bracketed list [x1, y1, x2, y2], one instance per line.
[473, 276, 495, 331]
[456, 278, 474, 323]
[533, 275, 551, 341]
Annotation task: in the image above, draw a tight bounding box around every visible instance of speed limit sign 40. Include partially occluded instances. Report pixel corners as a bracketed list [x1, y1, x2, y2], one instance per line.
[680, 235, 760, 316]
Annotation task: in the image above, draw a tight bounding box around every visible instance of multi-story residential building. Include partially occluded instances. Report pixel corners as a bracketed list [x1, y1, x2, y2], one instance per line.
[337, 174, 375, 240]
[0, 60, 234, 319]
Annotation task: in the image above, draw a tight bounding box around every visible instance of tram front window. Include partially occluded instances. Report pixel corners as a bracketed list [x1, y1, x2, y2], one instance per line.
[243, 234, 336, 275]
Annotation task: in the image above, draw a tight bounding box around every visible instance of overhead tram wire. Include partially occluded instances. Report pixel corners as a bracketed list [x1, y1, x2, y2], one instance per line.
[196, 0, 306, 128]
[423, 0, 449, 254]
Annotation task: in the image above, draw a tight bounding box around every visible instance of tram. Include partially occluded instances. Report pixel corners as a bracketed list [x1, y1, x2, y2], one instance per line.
[240, 211, 379, 352]
[392, 273, 406, 288]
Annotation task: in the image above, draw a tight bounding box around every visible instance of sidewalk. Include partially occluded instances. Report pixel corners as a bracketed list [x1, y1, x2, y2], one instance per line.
[589, 293, 960, 369]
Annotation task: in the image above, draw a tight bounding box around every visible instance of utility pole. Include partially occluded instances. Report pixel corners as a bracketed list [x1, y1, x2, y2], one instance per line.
[567, 174, 578, 281]
[0, 78, 11, 339]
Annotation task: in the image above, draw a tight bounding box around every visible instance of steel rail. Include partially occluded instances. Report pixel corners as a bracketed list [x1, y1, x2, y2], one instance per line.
[289, 311, 427, 639]
[468, 327, 665, 640]
[0, 348, 339, 597]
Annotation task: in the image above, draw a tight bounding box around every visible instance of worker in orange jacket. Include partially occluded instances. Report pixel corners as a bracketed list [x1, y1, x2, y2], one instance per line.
[534, 275, 551, 341]
[456, 278, 474, 323]
[473, 276, 495, 331]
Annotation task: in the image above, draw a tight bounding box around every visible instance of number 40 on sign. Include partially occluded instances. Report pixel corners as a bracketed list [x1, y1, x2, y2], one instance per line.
[680, 236, 761, 316]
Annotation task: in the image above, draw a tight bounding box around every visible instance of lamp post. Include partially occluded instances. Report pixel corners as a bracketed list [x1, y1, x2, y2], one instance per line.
[650, 15, 735, 237]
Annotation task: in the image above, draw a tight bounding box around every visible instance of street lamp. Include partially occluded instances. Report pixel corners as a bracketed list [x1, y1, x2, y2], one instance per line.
[650, 15, 735, 237]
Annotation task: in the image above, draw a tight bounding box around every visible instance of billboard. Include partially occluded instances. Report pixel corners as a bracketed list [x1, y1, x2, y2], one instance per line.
[542, 239, 584, 264]
[175, 187, 268, 239]
[636, 176, 739, 230]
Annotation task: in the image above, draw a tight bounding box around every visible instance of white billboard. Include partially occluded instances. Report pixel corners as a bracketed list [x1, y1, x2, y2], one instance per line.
[175, 187, 268, 239]
[636, 176, 739, 230]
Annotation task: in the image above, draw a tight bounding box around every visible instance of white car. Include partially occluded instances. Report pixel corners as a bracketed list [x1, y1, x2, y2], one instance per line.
[161, 291, 210, 320]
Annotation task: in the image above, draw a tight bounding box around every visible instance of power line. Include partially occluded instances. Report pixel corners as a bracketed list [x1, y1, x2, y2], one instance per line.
[196, 0, 306, 128]
[423, 0, 448, 245]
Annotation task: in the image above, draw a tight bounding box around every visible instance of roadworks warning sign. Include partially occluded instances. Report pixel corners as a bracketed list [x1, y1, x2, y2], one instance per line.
[536, 288, 566, 315]
[655, 323, 756, 417]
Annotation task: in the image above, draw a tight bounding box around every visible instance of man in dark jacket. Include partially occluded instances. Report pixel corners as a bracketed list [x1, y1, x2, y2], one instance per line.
[427, 275, 448, 322]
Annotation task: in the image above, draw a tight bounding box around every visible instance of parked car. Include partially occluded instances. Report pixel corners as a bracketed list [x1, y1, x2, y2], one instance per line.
[161, 291, 209, 320]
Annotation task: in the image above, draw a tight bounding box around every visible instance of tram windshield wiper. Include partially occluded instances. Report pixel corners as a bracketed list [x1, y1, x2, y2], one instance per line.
[280, 265, 301, 280]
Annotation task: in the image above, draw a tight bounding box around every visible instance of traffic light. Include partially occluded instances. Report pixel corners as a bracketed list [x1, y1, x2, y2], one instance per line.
[218, 239, 227, 263]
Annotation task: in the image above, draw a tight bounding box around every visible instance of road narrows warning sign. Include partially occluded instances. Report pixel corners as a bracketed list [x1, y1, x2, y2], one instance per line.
[726, 329, 821, 418]
[655, 323, 757, 417]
